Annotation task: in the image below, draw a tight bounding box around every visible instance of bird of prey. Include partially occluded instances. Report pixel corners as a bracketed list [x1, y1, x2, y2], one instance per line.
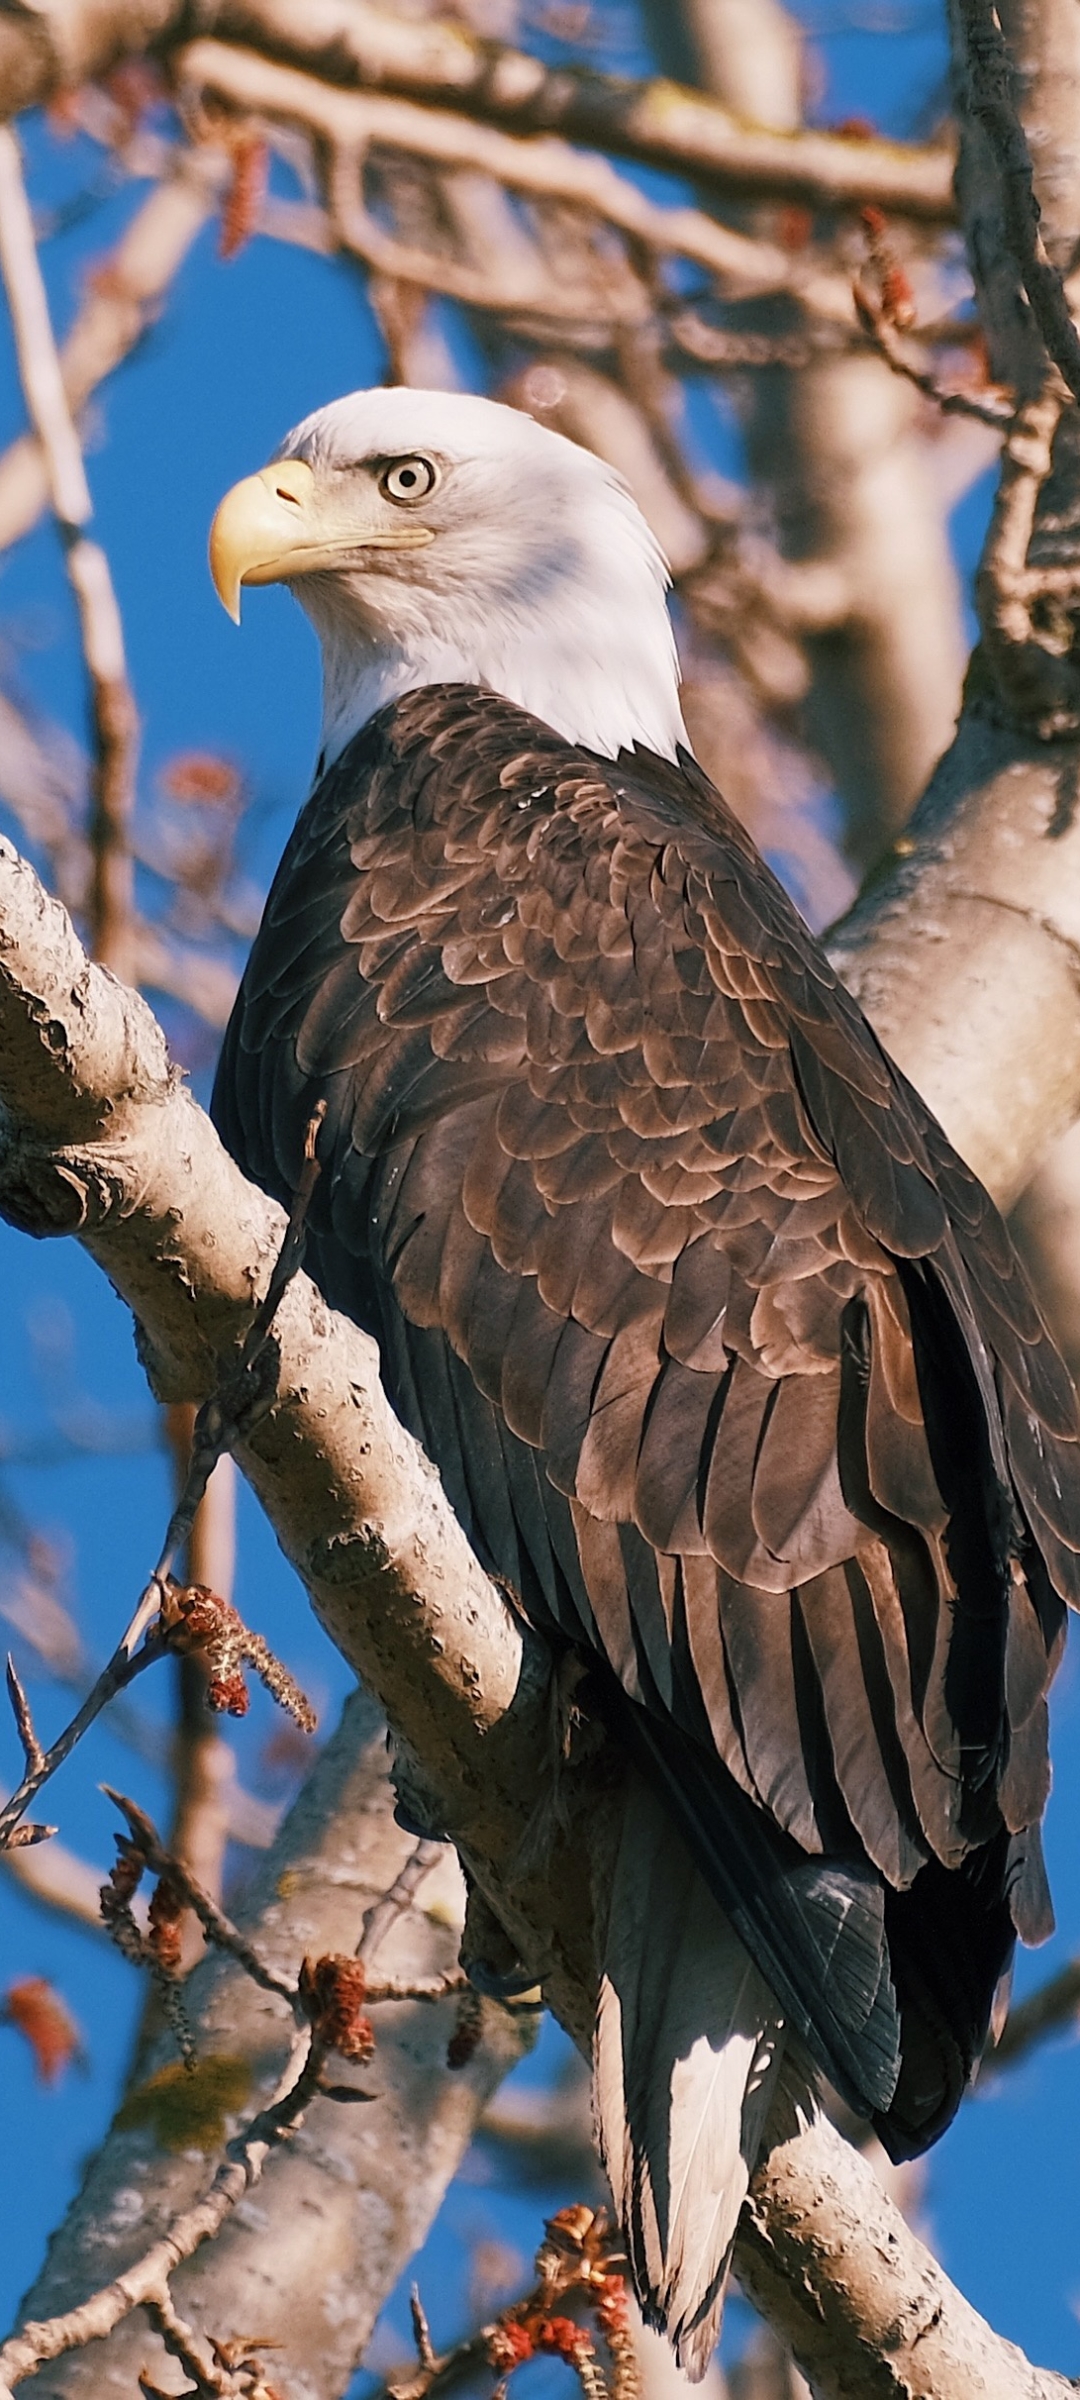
[209, 387, 1080, 2371]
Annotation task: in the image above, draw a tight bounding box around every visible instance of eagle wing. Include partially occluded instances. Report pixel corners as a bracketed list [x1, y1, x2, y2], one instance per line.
[213, 684, 1080, 2150]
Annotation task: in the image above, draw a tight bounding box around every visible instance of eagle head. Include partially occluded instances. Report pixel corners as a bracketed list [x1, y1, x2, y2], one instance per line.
[209, 385, 686, 767]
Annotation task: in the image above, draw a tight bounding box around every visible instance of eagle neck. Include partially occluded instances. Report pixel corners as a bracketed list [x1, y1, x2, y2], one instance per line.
[307, 598, 688, 772]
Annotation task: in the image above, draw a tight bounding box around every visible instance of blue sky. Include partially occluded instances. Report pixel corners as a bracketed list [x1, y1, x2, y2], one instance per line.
[2, 6, 1079, 2387]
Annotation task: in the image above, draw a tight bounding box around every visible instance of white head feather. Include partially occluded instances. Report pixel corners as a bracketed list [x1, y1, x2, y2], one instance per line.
[275, 387, 688, 770]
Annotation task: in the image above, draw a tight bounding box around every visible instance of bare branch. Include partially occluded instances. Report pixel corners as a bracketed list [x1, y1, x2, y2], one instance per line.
[5, 1650, 43, 1776]
[163, 1405, 236, 1973]
[0, 1098, 320, 1849]
[102, 1785, 296, 2005]
[973, 378, 1080, 733]
[140, 2287, 258, 2399]
[853, 277, 1013, 427]
[643, 0, 968, 869]
[364, 1971, 468, 2005]
[179, 41, 858, 329]
[0, 126, 137, 978]
[955, 0, 1080, 405]
[0, 154, 221, 558]
[411, 2286, 436, 2374]
[359, 1836, 448, 1962]
[985, 1960, 1080, 2072]
[373, 2207, 632, 2400]
[5, 1918, 429, 2388]
[737, 2098, 1071, 2400]
[0, 0, 954, 219]
[0, 1610, 168, 1853]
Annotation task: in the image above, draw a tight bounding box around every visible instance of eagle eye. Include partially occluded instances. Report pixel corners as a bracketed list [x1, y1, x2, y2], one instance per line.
[381, 456, 437, 504]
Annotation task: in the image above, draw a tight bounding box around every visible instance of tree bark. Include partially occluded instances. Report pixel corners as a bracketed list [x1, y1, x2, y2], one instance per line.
[829, 0, 1080, 1199]
[0, 0, 954, 216]
[11, 1688, 531, 2398]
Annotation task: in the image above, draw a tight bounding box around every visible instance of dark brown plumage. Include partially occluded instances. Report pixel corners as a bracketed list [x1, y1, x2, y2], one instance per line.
[213, 683, 1080, 2165]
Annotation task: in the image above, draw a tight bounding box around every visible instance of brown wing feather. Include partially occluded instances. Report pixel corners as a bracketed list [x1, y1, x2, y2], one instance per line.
[213, 684, 1080, 2144]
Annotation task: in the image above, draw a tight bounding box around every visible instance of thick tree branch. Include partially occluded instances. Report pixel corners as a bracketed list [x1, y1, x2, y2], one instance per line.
[0, 839, 1076, 2397]
[826, 0, 1080, 1159]
[0, 0, 954, 219]
[6, 1690, 530, 2400]
[736, 2103, 1072, 2400]
[955, 0, 1080, 404]
[828, 709, 1080, 1208]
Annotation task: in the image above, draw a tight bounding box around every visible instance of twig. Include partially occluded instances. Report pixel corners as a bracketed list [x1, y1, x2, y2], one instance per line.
[852, 277, 1013, 427]
[162, 1400, 236, 1975]
[0, 0, 957, 221]
[667, 309, 838, 370]
[142, 2292, 281, 2398]
[0, 1846, 471, 2391]
[0, 1106, 324, 1852]
[5, 1653, 43, 1776]
[957, 0, 1080, 407]
[0, 126, 138, 978]
[376, 2207, 634, 2400]
[141, 2290, 234, 2398]
[101, 1787, 465, 2020]
[411, 2289, 436, 2374]
[102, 1787, 297, 2004]
[0, 1609, 168, 1852]
[359, 1837, 446, 1962]
[365, 1971, 468, 2004]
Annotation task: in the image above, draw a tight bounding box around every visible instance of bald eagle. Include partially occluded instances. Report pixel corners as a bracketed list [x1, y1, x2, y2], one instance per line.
[209, 388, 1080, 2372]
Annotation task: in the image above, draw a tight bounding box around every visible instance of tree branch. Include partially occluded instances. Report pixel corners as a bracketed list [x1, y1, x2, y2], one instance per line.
[0, 0, 955, 220]
[0, 127, 137, 978]
[955, 0, 1080, 405]
[0, 153, 221, 558]
[986, 1959, 1080, 2072]
[178, 41, 857, 328]
[6, 1689, 530, 2400]
[736, 2100, 1072, 2400]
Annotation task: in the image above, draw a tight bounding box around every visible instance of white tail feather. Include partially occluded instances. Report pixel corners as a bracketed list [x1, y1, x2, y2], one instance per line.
[594, 1775, 786, 2379]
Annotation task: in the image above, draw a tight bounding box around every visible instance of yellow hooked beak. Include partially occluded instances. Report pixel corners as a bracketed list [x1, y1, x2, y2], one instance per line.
[209, 457, 434, 622]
